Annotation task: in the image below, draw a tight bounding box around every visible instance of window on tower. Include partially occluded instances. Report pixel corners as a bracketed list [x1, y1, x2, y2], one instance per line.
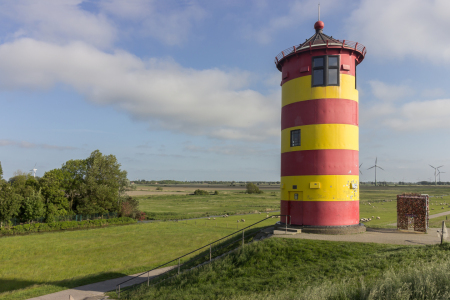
[290, 129, 300, 147]
[312, 55, 340, 87]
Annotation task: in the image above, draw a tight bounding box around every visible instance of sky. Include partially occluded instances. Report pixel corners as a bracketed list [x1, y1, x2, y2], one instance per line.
[1, 0, 450, 183]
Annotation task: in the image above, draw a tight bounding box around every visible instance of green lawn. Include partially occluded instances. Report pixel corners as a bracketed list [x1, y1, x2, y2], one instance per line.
[359, 185, 450, 227]
[0, 212, 278, 300]
[137, 191, 280, 220]
[114, 238, 450, 300]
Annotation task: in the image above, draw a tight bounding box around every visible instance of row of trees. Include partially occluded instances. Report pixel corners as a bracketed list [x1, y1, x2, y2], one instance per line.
[0, 150, 131, 226]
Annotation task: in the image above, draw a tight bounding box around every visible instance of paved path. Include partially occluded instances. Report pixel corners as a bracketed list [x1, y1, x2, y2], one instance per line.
[274, 228, 443, 245]
[27, 266, 175, 300]
[388, 210, 450, 226]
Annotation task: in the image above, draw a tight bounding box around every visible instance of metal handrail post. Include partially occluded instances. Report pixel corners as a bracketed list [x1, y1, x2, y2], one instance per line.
[242, 229, 244, 247]
[118, 284, 120, 298]
[209, 245, 212, 262]
[147, 271, 149, 286]
[178, 258, 180, 274]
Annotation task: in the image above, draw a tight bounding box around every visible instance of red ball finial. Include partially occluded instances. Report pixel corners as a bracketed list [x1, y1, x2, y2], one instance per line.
[314, 21, 324, 30]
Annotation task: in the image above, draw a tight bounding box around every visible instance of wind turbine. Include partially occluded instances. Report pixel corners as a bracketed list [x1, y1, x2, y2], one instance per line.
[30, 163, 37, 178]
[438, 170, 445, 183]
[367, 157, 384, 186]
[359, 163, 363, 175]
[430, 165, 443, 186]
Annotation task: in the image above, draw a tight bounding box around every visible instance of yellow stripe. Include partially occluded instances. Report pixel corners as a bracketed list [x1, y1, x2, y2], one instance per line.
[281, 124, 358, 153]
[282, 74, 358, 107]
[281, 175, 359, 202]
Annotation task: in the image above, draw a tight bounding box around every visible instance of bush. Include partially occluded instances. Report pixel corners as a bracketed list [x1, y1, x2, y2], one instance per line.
[193, 189, 210, 195]
[156, 186, 163, 191]
[0, 217, 136, 236]
[214, 190, 219, 195]
[246, 183, 263, 194]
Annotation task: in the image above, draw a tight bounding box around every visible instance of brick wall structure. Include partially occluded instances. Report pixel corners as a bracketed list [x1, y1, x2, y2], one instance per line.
[397, 193, 429, 233]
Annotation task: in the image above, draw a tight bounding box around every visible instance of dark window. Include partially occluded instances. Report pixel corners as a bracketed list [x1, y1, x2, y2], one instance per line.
[293, 185, 297, 189]
[290, 129, 300, 147]
[312, 55, 340, 87]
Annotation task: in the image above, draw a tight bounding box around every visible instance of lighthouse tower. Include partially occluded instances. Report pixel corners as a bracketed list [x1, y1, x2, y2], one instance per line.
[275, 20, 366, 232]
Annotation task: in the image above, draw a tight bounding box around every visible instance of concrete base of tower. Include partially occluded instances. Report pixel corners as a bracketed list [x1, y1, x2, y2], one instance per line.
[276, 222, 366, 235]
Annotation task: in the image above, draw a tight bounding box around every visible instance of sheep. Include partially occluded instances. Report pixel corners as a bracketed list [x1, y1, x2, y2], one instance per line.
[377, 216, 380, 220]
[372, 216, 374, 218]
[266, 215, 269, 218]
[237, 220, 240, 223]
[241, 219, 245, 222]
[213, 218, 216, 220]
[368, 218, 372, 221]
[208, 217, 211, 220]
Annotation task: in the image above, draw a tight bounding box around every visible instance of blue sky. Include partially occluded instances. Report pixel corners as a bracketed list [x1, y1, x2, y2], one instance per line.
[1, 0, 450, 182]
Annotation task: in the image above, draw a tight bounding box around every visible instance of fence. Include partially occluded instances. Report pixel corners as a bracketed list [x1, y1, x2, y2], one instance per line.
[7, 212, 118, 226]
[115, 215, 290, 298]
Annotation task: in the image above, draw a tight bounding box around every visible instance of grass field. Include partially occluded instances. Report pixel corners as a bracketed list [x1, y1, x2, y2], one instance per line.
[137, 191, 280, 220]
[0, 212, 278, 300]
[3, 184, 450, 299]
[114, 238, 450, 300]
[358, 185, 450, 227]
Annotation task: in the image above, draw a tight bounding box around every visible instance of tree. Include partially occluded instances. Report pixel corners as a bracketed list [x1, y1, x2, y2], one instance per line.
[21, 190, 45, 223]
[39, 169, 69, 217]
[0, 161, 3, 181]
[75, 150, 128, 214]
[61, 159, 86, 212]
[246, 182, 263, 194]
[119, 196, 140, 218]
[0, 182, 22, 227]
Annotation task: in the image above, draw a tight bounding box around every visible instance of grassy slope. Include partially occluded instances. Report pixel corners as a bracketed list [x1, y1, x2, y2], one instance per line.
[117, 238, 450, 300]
[0, 213, 278, 300]
[137, 191, 280, 220]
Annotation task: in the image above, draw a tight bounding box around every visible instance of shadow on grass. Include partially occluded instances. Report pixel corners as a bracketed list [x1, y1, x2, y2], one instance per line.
[0, 271, 129, 294]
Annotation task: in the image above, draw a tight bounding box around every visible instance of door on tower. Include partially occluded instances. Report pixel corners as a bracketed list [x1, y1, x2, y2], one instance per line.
[289, 191, 303, 225]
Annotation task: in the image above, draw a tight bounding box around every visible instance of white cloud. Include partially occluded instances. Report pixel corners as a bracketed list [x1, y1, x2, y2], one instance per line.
[0, 1, 116, 48]
[99, 0, 206, 45]
[244, 0, 347, 44]
[368, 80, 414, 102]
[346, 0, 450, 63]
[0, 139, 76, 150]
[0, 39, 279, 142]
[383, 99, 450, 131]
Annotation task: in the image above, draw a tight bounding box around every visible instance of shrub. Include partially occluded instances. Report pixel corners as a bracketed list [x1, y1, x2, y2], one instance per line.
[156, 186, 163, 191]
[246, 183, 263, 194]
[0, 217, 136, 236]
[193, 189, 210, 195]
[214, 190, 219, 195]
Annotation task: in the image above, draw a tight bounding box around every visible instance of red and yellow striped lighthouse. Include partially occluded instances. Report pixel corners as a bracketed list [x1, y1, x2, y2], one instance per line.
[275, 20, 366, 230]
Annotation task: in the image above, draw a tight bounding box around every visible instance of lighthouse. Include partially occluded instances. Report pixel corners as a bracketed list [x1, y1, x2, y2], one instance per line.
[275, 20, 366, 232]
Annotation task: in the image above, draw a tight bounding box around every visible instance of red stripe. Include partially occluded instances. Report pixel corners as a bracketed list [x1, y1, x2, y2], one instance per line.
[281, 200, 359, 226]
[281, 150, 358, 176]
[280, 49, 357, 86]
[281, 98, 358, 130]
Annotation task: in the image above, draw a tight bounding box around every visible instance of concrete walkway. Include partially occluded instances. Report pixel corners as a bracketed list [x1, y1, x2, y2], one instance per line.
[274, 228, 443, 245]
[27, 266, 175, 300]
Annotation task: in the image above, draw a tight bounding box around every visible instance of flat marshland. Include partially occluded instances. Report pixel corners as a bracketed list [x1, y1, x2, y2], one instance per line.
[0, 211, 278, 300]
[3, 185, 450, 300]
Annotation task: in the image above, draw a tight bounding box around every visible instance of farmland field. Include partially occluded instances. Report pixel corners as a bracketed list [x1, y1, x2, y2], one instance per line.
[0, 212, 278, 300]
[3, 184, 450, 300]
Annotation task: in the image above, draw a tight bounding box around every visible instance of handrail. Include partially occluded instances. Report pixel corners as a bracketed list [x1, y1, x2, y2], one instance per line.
[115, 214, 290, 297]
[274, 39, 367, 66]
